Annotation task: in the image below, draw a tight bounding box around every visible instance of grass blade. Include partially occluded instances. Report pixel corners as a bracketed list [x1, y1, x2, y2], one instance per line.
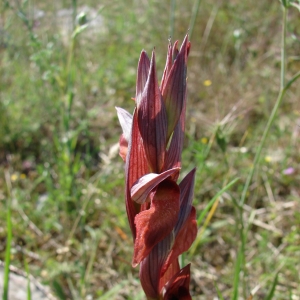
[169, 0, 176, 38]
[3, 171, 13, 300]
[98, 280, 129, 300]
[214, 282, 225, 300]
[232, 246, 242, 300]
[3, 205, 12, 300]
[189, 177, 239, 255]
[189, 0, 202, 40]
[24, 259, 32, 300]
[52, 280, 66, 300]
[265, 272, 279, 300]
[197, 177, 239, 226]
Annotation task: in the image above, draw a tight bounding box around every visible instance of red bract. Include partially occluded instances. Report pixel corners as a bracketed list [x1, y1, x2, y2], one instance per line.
[116, 34, 197, 299]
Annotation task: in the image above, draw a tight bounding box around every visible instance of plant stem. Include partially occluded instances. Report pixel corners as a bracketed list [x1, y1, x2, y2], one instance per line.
[3, 171, 13, 300]
[240, 6, 287, 207]
[238, 4, 300, 213]
[280, 6, 287, 90]
[72, 0, 78, 32]
[169, 0, 176, 38]
[238, 6, 287, 297]
[189, 0, 202, 41]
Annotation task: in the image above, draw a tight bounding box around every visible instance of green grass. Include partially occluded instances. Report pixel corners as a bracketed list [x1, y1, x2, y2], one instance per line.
[1, 0, 300, 299]
[3, 171, 13, 300]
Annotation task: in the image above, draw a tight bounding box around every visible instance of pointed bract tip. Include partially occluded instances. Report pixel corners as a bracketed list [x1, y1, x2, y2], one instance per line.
[140, 49, 148, 57]
[162, 264, 192, 300]
[179, 34, 189, 53]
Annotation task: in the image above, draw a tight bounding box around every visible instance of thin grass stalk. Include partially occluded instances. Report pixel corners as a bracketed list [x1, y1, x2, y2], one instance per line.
[232, 247, 242, 300]
[238, 68, 300, 297]
[62, 21, 77, 211]
[189, 177, 239, 255]
[67, 193, 91, 242]
[169, 0, 176, 38]
[67, 277, 78, 299]
[195, 131, 216, 176]
[98, 280, 133, 300]
[15, 0, 38, 46]
[82, 233, 101, 297]
[280, 6, 287, 90]
[215, 283, 225, 300]
[3, 210, 12, 300]
[189, 0, 202, 41]
[25, 258, 32, 300]
[265, 272, 279, 300]
[196, 137, 232, 242]
[3, 171, 13, 300]
[240, 6, 287, 208]
[65, 34, 76, 142]
[72, 0, 78, 32]
[199, 3, 219, 55]
[238, 6, 288, 297]
[238, 203, 246, 299]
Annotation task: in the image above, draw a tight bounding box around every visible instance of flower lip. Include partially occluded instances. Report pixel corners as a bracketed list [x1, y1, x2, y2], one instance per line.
[132, 179, 180, 267]
[131, 167, 181, 204]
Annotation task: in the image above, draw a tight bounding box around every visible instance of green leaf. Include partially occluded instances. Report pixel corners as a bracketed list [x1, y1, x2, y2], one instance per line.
[72, 24, 89, 39]
[290, 1, 300, 10]
[25, 259, 32, 300]
[98, 280, 129, 300]
[189, 177, 239, 255]
[265, 272, 279, 300]
[52, 280, 66, 300]
[197, 177, 239, 226]
[216, 128, 227, 153]
[3, 173, 13, 300]
[232, 246, 242, 300]
[214, 282, 225, 300]
[281, 0, 289, 8]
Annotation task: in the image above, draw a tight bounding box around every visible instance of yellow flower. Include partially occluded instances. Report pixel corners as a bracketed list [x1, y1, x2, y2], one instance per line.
[264, 156, 272, 162]
[11, 173, 18, 182]
[201, 137, 208, 144]
[41, 270, 48, 277]
[20, 173, 26, 179]
[203, 80, 212, 87]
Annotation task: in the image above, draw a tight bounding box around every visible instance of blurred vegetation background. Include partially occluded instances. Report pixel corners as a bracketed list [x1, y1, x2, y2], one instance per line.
[0, 0, 300, 299]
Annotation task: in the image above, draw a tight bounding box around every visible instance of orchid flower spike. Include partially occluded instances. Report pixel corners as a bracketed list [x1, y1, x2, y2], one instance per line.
[117, 34, 197, 300]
